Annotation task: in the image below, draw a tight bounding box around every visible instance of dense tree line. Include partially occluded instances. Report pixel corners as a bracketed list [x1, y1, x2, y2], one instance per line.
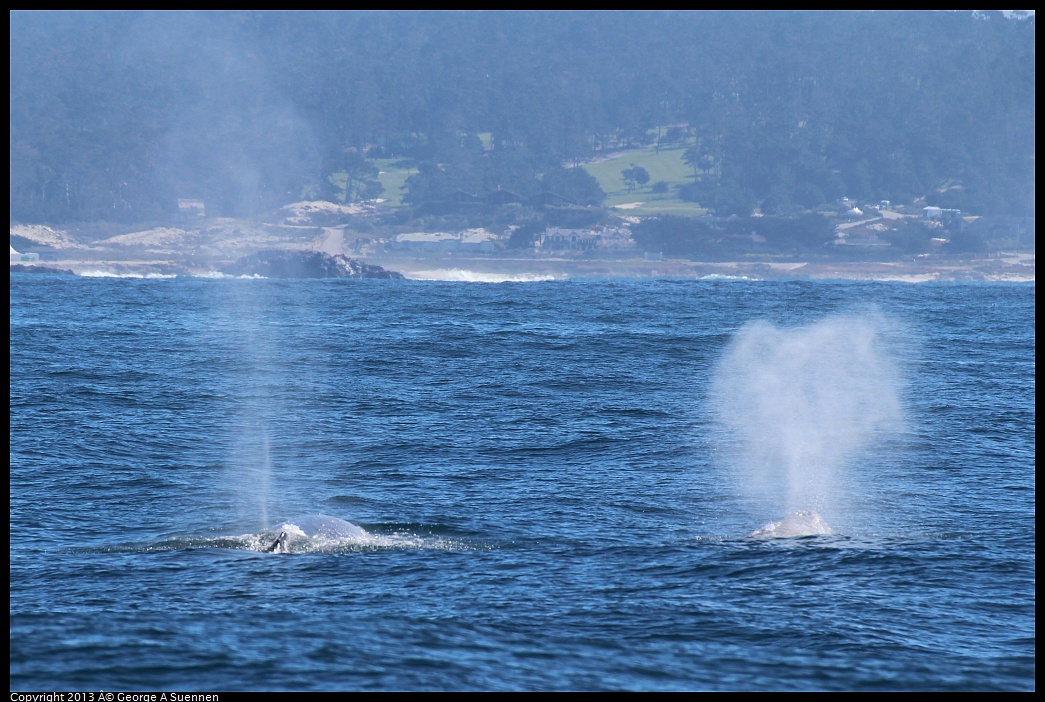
[9, 11, 1035, 224]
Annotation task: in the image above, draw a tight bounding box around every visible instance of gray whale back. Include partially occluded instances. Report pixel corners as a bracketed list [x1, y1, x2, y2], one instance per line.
[748, 510, 832, 538]
[283, 514, 368, 540]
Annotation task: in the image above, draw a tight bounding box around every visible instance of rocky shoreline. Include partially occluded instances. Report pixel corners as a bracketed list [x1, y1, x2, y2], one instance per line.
[10, 253, 1035, 283]
[10, 251, 404, 280]
[221, 250, 403, 279]
[9, 220, 1034, 283]
[365, 253, 1035, 283]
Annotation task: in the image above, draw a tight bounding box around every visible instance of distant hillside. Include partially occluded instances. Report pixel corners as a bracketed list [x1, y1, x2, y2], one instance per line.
[10, 10, 1035, 226]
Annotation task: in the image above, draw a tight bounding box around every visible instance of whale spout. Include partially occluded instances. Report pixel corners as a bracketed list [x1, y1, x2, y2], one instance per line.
[748, 510, 832, 538]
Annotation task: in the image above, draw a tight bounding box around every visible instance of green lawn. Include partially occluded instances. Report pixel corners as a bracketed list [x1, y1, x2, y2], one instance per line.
[373, 158, 419, 207]
[581, 145, 706, 216]
[370, 145, 707, 217]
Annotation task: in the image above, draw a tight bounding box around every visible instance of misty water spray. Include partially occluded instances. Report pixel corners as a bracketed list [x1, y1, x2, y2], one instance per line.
[710, 311, 906, 531]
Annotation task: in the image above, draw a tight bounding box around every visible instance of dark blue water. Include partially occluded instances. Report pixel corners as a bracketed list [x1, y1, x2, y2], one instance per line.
[10, 273, 1035, 691]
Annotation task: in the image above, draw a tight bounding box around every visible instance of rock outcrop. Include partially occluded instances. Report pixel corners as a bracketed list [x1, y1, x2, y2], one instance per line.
[223, 250, 403, 279]
[10, 264, 76, 275]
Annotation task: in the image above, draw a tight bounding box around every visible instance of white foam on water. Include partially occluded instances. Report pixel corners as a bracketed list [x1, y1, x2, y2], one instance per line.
[77, 270, 178, 279]
[251, 514, 472, 553]
[402, 268, 558, 283]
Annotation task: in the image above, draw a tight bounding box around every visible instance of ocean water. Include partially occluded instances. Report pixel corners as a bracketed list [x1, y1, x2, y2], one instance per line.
[9, 272, 1035, 691]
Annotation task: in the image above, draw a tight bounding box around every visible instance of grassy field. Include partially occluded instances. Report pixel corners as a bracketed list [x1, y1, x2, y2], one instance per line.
[374, 159, 419, 207]
[579, 145, 706, 217]
[368, 144, 707, 216]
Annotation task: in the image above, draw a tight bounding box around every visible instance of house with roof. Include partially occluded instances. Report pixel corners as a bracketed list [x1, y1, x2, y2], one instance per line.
[538, 228, 600, 253]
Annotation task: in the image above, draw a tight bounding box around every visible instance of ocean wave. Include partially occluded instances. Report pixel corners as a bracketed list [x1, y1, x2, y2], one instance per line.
[403, 268, 559, 283]
[191, 271, 267, 280]
[76, 270, 178, 279]
[699, 273, 756, 281]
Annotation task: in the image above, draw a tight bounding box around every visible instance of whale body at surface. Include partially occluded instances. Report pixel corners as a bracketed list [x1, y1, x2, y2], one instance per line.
[282, 514, 368, 540]
[266, 514, 368, 553]
[748, 510, 832, 538]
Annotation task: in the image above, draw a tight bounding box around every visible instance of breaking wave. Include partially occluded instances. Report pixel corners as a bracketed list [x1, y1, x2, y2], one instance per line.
[402, 268, 558, 283]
